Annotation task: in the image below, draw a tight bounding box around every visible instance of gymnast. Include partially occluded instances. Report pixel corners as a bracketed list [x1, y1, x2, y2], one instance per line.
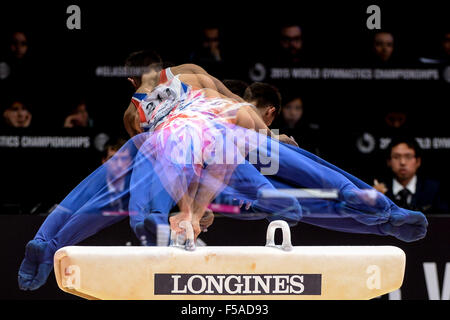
[122, 51, 427, 241]
[18, 50, 428, 291]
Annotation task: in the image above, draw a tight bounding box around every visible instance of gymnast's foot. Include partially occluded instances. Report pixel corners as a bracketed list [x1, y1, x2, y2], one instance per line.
[18, 240, 53, 291]
[339, 188, 391, 225]
[379, 207, 428, 242]
[253, 189, 303, 225]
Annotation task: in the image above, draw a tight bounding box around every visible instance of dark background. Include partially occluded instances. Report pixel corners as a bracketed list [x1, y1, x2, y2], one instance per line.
[1, 1, 449, 205]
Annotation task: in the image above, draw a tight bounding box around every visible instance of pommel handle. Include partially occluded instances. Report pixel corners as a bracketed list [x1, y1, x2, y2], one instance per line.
[265, 220, 293, 251]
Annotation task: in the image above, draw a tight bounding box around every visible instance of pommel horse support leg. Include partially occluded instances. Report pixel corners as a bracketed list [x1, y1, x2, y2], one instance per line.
[54, 220, 405, 300]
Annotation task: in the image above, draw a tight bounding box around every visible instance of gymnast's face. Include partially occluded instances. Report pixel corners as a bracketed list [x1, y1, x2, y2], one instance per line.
[388, 143, 421, 182]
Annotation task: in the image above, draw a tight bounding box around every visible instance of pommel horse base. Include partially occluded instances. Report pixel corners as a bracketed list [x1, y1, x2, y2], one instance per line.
[54, 221, 405, 300]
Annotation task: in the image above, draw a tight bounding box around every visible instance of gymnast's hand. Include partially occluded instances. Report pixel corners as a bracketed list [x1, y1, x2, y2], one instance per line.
[275, 134, 299, 147]
[18, 240, 53, 291]
[169, 211, 193, 236]
[191, 209, 214, 240]
[199, 208, 214, 232]
[169, 208, 214, 242]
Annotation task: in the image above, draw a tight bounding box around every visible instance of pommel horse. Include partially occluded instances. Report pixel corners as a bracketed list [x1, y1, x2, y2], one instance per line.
[54, 220, 405, 300]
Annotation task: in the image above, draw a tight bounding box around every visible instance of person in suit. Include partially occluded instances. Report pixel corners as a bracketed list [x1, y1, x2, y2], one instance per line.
[374, 136, 449, 214]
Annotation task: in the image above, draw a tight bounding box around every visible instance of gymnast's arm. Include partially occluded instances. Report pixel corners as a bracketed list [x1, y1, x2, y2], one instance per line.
[171, 63, 245, 102]
[124, 102, 143, 137]
[176, 73, 297, 147]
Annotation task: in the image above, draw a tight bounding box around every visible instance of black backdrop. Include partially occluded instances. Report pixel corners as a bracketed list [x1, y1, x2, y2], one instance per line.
[1, 1, 449, 207]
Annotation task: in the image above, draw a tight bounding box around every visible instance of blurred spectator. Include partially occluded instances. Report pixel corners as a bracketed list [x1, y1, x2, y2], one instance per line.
[10, 31, 29, 60]
[373, 32, 394, 62]
[373, 137, 448, 214]
[366, 31, 404, 67]
[384, 111, 406, 129]
[419, 30, 450, 65]
[243, 82, 281, 126]
[271, 23, 310, 67]
[102, 138, 128, 163]
[222, 79, 249, 98]
[63, 100, 93, 128]
[102, 138, 130, 202]
[271, 93, 321, 155]
[280, 24, 302, 61]
[1, 99, 32, 128]
[1, 31, 36, 84]
[442, 31, 450, 59]
[378, 107, 413, 137]
[189, 26, 226, 76]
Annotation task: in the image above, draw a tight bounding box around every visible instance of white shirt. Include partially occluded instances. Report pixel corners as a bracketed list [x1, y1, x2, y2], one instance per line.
[106, 176, 125, 194]
[166, 67, 175, 80]
[106, 176, 125, 211]
[393, 175, 417, 204]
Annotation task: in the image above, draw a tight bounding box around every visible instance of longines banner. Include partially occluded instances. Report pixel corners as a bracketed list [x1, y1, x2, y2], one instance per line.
[154, 274, 322, 295]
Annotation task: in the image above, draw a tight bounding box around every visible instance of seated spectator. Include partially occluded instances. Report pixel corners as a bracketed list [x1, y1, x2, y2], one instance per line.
[101, 138, 130, 206]
[222, 79, 249, 98]
[189, 26, 226, 77]
[384, 111, 407, 129]
[43, 137, 131, 215]
[419, 30, 450, 65]
[366, 31, 405, 67]
[9, 31, 29, 60]
[1, 99, 32, 128]
[2, 31, 36, 86]
[382, 110, 413, 135]
[102, 137, 128, 163]
[373, 136, 449, 214]
[273, 23, 309, 66]
[242, 82, 281, 126]
[373, 32, 394, 62]
[271, 93, 321, 155]
[63, 100, 93, 128]
[441, 31, 450, 62]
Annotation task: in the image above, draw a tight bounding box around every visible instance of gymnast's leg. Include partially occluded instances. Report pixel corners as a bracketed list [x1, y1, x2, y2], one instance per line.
[259, 145, 427, 241]
[128, 148, 175, 245]
[17, 139, 140, 290]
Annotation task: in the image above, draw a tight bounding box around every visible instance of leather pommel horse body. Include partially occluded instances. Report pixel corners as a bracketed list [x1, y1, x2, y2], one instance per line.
[54, 221, 405, 300]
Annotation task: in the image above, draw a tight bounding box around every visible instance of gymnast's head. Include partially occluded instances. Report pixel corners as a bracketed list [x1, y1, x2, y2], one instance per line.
[125, 49, 163, 89]
[222, 79, 249, 98]
[243, 82, 281, 126]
